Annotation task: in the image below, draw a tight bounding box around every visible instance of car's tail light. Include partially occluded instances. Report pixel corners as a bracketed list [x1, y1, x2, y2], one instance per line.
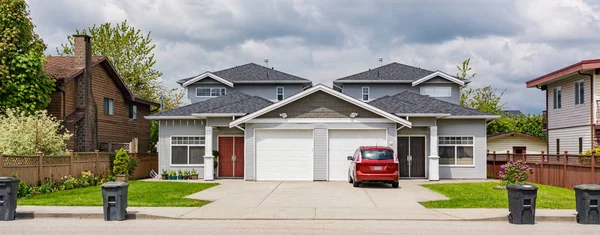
[355, 153, 362, 163]
[394, 153, 399, 164]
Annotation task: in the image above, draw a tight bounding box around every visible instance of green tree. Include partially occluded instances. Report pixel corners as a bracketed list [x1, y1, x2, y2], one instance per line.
[56, 20, 182, 110]
[457, 58, 476, 106]
[0, 0, 55, 114]
[462, 86, 506, 115]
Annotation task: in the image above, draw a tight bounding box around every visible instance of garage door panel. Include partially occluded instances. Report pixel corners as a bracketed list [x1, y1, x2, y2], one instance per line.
[328, 129, 387, 181]
[256, 129, 313, 181]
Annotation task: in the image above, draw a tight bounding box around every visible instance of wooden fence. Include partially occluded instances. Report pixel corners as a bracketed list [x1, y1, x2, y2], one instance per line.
[487, 151, 600, 189]
[0, 151, 158, 185]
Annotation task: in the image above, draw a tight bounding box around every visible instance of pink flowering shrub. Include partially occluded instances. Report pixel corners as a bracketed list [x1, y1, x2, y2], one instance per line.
[498, 161, 534, 185]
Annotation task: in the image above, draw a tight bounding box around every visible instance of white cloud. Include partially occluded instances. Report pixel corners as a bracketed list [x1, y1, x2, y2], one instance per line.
[26, 0, 600, 114]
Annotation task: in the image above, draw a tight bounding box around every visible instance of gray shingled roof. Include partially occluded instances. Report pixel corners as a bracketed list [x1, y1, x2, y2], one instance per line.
[177, 63, 311, 84]
[369, 90, 492, 116]
[335, 62, 436, 81]
[502, 110, 523, 116]
[149, 92, 273, 117]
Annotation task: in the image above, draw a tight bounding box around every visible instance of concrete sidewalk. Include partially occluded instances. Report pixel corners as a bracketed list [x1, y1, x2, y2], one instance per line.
[16, 206, 577, 221]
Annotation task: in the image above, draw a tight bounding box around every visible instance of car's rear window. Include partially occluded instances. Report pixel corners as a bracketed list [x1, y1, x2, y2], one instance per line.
[362, 150, 394, 160]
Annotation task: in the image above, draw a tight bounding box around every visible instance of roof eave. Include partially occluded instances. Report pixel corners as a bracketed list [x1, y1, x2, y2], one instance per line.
[333, 80, 414, 83]
[395, 113, 451, 118]
[192, 113, 247, 118]
[526, 60, 600, 88]
[144, 116, 200, 120]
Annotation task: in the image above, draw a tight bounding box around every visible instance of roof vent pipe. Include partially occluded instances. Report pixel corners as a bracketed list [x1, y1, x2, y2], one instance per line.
[264, 58, 269, 67]
[379, 57, 383, 66]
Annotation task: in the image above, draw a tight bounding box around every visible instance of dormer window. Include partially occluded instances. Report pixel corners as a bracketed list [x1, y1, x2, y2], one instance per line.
[276, 87, 284, 101]
[420, 86, 451, 98]
[197, 87, 226, 97]
[362, 87, 370, 101]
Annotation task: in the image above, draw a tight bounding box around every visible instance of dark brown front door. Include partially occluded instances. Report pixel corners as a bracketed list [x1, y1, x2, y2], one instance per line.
[398, 136, 426, 177]
[218, 136, 244, 178]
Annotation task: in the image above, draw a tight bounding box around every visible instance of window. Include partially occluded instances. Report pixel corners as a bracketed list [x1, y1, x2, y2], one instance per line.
[196, 87, 226, 97]
[362, 87, 370, 101]
[575, 81, 584, 105]
[103, 98, 114, 115]
[420, 86, 452, 98]
[129, 104, 137, 120]
[438, 136, 474, 166]
[362, 149, 394, 160]
[553, 87, 561, 109]
[171, 136, 205, 165]
[556, 139, 560, 154]
[276, 87, 284, 101]
[579, 138, 583, 154]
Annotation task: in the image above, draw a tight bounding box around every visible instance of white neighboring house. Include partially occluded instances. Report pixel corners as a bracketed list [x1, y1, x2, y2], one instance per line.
[487, 132, 548, 155]
[145, 62, 498, 181]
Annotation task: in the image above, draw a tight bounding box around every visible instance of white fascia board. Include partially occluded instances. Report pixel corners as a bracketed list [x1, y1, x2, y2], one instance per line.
[412, 71, 465, 86]
[395, 113, 451, 118]
[233, 80, 310, 84]
[334, 80, 413, 83]
[192, 113, 247, 118]
[443, 115, 500, 120]
[247, 118, 392, 123]
[182, 72, 234, 88]
[144, 116, 200, 120]
[229, 84, 412, 128]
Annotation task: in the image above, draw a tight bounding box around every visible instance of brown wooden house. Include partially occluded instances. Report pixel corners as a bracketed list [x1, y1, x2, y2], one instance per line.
[43, 35, 158, 153]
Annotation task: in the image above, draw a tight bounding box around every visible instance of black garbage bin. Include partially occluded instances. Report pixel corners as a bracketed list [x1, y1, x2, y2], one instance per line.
[574, 184, 600, 224]
[101, 182, 129, 221]
[506, 184, 538, 224]
[0, 177, 20, 221]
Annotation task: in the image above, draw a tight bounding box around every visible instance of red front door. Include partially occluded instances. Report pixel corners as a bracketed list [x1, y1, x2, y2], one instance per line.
[218, 136, 244, 178]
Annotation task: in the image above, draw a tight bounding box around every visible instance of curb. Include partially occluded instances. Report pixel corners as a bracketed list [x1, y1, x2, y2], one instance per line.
[15, 212, 577, 222]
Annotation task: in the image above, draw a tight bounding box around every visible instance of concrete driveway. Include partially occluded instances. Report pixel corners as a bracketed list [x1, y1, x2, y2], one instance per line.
[184, 180, 455, 219]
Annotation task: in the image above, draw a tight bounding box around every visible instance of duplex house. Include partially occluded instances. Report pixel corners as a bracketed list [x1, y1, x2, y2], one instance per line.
[44, 35, 158, 153]
[526, 59, 600, 154]
[146, 62, 496, 181]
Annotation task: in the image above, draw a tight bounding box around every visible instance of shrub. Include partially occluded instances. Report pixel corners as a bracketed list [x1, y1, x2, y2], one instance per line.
[127, 157, 138, 176]
[0, 109, 72, 155]
[13, 171, 111, 198]
[113, 148, 130, 175]
[579, 147, 600, 165]
[498, 161, 534, 185]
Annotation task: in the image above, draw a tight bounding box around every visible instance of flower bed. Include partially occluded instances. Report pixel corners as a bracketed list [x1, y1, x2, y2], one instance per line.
[13, 171, 114, 198]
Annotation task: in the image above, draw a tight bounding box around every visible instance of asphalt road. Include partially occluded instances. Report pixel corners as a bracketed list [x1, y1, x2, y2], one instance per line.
[1, 219, 598, 235]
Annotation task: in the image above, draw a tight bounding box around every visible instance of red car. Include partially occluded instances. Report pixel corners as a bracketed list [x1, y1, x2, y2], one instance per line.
[347, 146, 399, 188]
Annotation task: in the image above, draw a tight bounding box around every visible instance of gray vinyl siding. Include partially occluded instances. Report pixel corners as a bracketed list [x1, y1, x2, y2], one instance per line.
[244, 122, 396, 181]
[157, 119, 207, 177]
[547, 73, 591, 129]
[437, 119, 487, 179]
[408, 117, 437, 127]
[186, 79, 305, 103]
[313, 128, 328, 180]
[341, 82, 460, 104]
[548, 126, 591, 154]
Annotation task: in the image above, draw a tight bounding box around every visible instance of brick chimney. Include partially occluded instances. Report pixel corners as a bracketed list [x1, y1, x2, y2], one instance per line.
[73, 35, 98, 152]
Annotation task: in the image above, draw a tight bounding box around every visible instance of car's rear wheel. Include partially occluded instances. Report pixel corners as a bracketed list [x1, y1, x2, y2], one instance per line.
[391, 182, 399, 188]
[353, 181, 360, 188]
[348, 174, 354, 183]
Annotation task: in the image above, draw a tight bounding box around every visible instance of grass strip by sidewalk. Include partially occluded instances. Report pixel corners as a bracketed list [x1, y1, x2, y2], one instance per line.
[420, 182, 575, 209]
[18, 181, 218, 207]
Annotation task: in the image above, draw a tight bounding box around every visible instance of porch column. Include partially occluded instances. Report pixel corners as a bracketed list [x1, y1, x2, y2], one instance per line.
[428, 126, 440, 181]
[204, 126, 214, 181]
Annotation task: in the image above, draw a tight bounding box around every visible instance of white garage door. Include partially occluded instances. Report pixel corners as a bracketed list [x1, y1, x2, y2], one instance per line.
[328, 129, 387, 181]
[256, 129, 313, 181]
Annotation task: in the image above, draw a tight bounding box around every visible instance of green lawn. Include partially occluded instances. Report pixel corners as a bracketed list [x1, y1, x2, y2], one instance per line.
[18, 181, 218, 207]
[420, 182, 575, 209]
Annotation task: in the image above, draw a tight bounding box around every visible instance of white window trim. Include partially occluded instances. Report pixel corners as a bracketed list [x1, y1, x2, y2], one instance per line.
[438, 135, 475, 167]
[276, 87, 284, 101]
[575, 80, 584, 106]
[362, 86, 370, 101]
[553, 87, 562, 109]
[170, 135, 206, 167]
[419, 86, 452, 98]
[196, 87, 226, 98]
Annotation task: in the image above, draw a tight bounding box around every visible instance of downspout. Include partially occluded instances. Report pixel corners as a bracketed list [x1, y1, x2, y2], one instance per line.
[579, 71, 595, 150]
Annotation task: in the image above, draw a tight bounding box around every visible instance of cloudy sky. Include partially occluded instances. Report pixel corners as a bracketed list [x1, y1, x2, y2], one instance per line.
[27, 0, 600, 113]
